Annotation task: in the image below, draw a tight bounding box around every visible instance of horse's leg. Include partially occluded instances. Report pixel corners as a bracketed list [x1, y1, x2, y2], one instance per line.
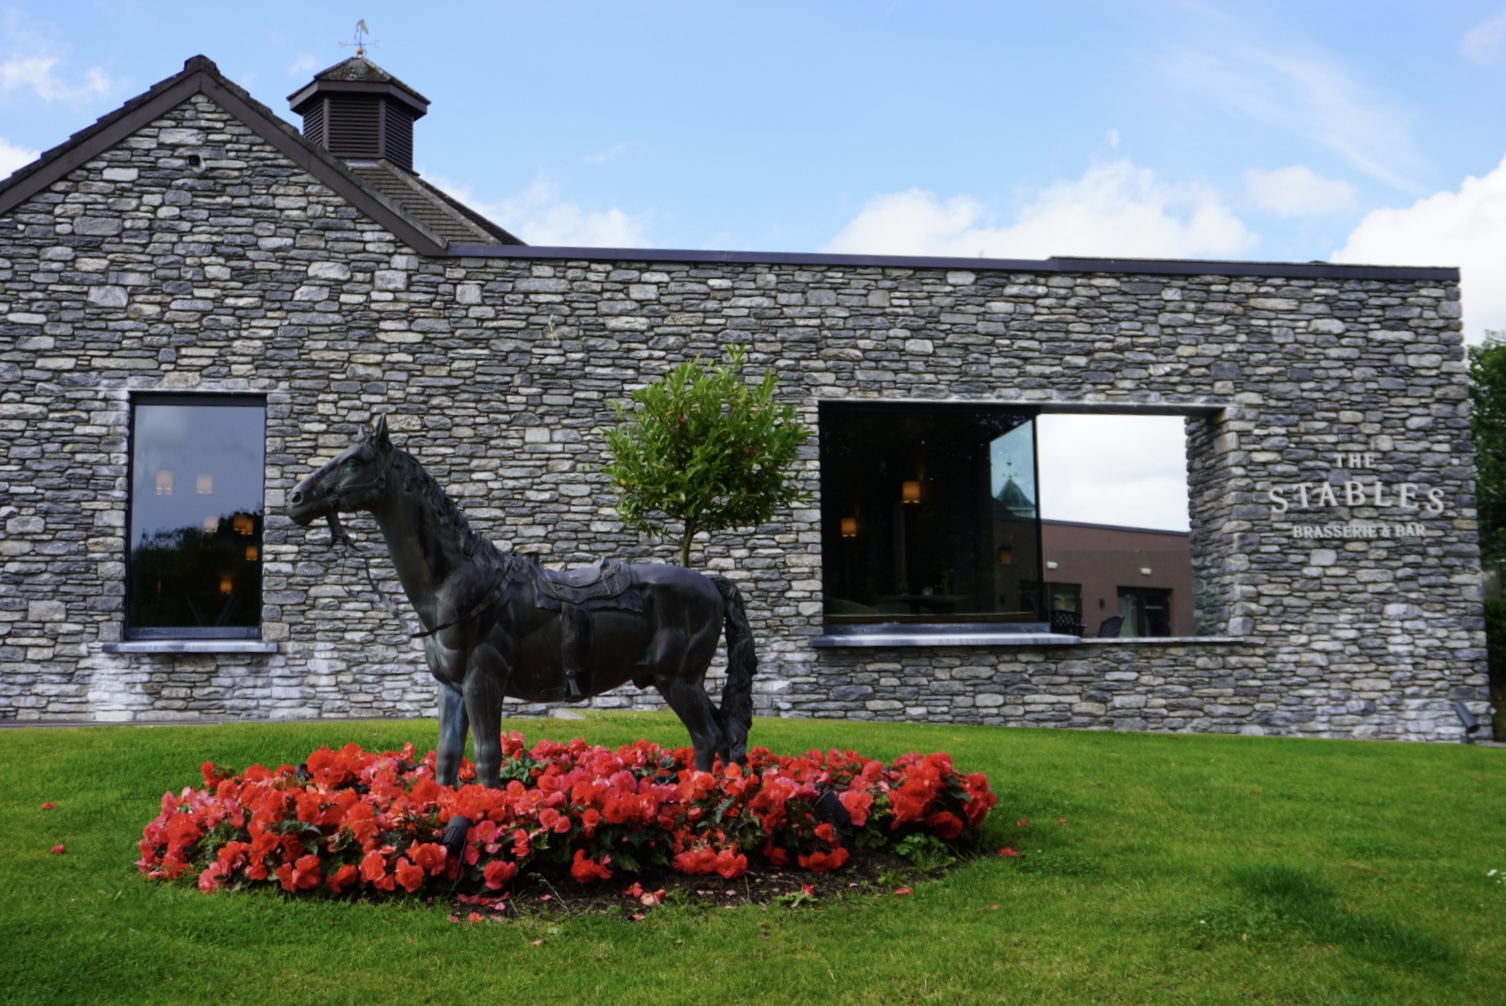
[463, 665, 507, 788]
[435, 682, 469, 787]
[658, 675, 725, 772]
[707, 702, 731, 765]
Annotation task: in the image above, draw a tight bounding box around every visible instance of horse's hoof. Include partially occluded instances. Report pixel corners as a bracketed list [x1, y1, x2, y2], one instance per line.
[813, 790, 852, 836]
[442, 814, 472, 865]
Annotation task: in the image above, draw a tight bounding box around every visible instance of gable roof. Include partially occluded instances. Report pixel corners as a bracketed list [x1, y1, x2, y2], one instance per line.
[0, 55, 521, 255]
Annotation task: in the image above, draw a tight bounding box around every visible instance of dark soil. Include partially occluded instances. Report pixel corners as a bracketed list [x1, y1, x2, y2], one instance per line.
[441, 848, 961, 923]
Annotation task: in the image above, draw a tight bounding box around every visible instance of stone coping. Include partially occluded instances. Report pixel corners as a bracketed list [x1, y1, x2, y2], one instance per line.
[810, 632, 1248, 649]
[811, 630, 1080, 648]
[1074, 636, 1250, 646]
[100, 641, 280, 655]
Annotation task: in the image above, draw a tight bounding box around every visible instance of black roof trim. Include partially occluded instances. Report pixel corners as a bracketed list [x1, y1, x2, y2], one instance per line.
[0, 62, 204, 216]
[288, 79, 430, 119]
[0, 54, 1458, 282]
[0, 55, 475, 256]
[195, 75, 451, 255]
[445, 243, 1458, 281]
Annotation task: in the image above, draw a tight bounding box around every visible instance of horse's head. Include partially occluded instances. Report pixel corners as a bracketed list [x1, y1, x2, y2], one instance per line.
[287, 414, 396, 527]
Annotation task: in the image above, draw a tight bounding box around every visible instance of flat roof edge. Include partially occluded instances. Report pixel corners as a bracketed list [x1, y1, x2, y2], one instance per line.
[443, 244, 1459, 281]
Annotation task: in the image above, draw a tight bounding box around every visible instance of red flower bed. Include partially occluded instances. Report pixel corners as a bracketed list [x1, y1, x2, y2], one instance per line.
[137, 734, 996, 898]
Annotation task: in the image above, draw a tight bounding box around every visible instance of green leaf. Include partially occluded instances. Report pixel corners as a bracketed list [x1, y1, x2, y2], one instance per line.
[600, 344, 812, 566]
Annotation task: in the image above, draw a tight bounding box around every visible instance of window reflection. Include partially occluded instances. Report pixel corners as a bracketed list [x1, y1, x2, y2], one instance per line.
[126, 397, 265, 638]
[820, 402, 1041, 625]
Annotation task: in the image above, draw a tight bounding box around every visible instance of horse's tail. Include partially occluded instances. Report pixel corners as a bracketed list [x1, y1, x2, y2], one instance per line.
[709, 574, 758, 762]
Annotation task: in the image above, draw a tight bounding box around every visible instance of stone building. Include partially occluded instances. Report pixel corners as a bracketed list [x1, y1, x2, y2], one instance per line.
[0, 55, 1489, 740]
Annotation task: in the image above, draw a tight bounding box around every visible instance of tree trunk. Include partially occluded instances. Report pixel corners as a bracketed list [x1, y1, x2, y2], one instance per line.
[677, 524, 697, 567]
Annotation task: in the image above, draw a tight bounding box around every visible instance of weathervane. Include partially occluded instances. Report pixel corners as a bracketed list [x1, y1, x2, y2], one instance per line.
[339, 20, 379, 58]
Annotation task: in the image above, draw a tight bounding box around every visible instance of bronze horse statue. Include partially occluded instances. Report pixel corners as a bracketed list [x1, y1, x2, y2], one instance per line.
[286, 416, 757, 787]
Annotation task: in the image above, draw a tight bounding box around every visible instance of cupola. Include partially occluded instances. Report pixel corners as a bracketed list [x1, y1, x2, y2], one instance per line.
[287, 56, 429, 172]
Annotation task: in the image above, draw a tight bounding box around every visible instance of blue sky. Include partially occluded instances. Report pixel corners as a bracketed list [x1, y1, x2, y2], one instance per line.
[4, 1, 1503, 530]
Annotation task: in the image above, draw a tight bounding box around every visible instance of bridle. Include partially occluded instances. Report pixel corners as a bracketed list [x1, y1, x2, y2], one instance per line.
[325, 473, 387, 502]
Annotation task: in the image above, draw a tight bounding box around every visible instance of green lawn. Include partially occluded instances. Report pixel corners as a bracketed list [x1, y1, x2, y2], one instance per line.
[3, 713, 1502, 1005]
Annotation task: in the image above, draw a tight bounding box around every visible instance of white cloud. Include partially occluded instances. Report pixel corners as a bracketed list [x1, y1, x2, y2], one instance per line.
[0, 12, 120, 105]
[1463, 9, 1506, 63]
[823, 160, 1256, 260]
[427, 174, 650, 247]
[584, 143, 632, 165]
[1243, 165, 1355, 217]
[287, 54, 319, 76]
[0, 137, 38, 178]
[1333, 153, 1506, 342]
[1037, 415, 1189, 532]
[1155, 30, 1421, 193]
[0, 55, 117, 103]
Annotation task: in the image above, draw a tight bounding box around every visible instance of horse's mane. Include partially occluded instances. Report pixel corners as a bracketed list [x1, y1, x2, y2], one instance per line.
[388, 447, 496, 563]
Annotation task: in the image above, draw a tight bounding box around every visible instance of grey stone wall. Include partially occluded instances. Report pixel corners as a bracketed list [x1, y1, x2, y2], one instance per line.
[0, 92, 1489, 739]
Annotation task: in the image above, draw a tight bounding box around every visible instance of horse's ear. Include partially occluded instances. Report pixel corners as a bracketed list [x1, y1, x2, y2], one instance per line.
[372, 413, 391, 448]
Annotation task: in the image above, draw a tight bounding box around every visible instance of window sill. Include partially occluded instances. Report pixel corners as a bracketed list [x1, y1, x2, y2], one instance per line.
[810, 627, 1249, 648]
[101, 641, 279, 655]
[1074, 636, 1246, 645]
[811, 623, 1079, 648]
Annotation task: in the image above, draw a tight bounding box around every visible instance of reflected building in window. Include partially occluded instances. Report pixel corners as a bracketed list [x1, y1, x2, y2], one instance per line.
[1039, 519, 1193, 637]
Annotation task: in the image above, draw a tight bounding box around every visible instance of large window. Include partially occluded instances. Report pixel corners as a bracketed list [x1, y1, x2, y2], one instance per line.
[125, 396, 266, 639]
[820, 402, 1041, 625]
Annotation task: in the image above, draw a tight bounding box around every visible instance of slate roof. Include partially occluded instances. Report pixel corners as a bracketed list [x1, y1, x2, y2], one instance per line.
[347, 160, 508, 245]
[0, 55, 521, 253]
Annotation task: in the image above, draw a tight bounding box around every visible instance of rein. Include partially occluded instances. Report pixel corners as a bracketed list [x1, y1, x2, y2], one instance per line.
[312, 463, 522, 641]
[328, 524, 409, 626]
[318, 472, 410, 628]
[326, 511, 523, 640]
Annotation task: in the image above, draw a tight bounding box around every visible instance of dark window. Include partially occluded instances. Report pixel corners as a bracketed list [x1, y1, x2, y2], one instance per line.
[125, 396, 265, 639]
[1048, 582, 1082, 614]
[1117, 586, 1172, 637]
[820, 402, 1041, 624]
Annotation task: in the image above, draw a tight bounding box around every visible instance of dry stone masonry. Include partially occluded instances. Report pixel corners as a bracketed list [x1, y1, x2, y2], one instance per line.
[0, 61, 1489, 739]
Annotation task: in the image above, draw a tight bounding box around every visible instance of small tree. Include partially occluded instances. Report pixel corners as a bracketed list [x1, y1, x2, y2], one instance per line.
[1469, 332, 1506, 567]
[603, 345, 811, 566]
[1469, 332, 1506, 738]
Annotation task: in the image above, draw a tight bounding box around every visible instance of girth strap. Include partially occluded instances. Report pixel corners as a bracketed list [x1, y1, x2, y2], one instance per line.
[411, 552, 525, 639]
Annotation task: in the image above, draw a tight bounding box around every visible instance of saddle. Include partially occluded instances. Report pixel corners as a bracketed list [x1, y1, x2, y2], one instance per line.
[534, 558, 638, 604]
[529, 559, 643, 699]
